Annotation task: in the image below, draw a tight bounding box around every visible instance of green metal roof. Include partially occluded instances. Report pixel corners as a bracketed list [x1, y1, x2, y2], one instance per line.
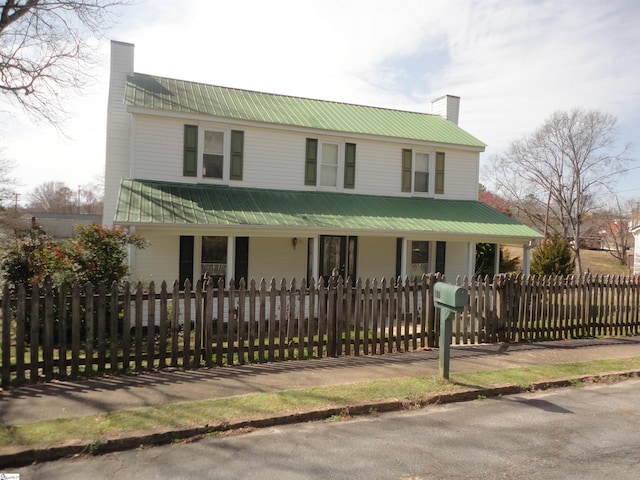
[124, 73, 486, 149]
[115, 180, 541, 243]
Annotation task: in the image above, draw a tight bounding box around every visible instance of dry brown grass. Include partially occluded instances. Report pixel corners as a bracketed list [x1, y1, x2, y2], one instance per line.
[504, 246, 631, 275]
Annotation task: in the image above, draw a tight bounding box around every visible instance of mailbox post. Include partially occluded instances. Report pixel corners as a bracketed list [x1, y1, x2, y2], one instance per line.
[433, 282, 469, 379]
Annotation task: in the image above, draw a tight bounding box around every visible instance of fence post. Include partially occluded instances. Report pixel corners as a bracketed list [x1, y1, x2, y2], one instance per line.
[183, 279, 192, 369]
[327, 276, 337, 357]
[30, 283, 40, 381]
[146, 281, 156, 370]
[122, 282, 131, 372]
[428, 275, 437, 347]
[171, 280, 180, 366]
[85, 282, 94, 375]
[109, 282, 119, 373]
[58, 283, 68, 378]
[43, 276, 54, 381]
[96, 283, 106, 373]
[1, 285, 11, 388]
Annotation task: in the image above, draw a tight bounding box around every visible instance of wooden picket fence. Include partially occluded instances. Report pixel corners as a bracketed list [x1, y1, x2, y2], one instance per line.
[1, 273, 639, 387]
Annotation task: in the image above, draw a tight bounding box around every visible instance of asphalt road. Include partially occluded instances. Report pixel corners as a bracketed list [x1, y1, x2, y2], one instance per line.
[13, 379, 640, 479]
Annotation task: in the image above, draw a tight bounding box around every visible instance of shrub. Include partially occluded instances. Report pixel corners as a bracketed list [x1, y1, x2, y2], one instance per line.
[1, 224, 148, 291]
[475, 243, 520, 277]
[531, 235, 575, 276]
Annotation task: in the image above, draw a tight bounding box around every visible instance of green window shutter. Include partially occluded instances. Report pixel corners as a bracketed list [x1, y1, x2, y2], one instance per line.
[230, 130, 244, 181]
[401, 149, 412, 192]
[435, 241, 446, 275]
[305, 138, 318, 186]
[344, 143, 356, 189]
[183, 125, 198, 177]
[435, 152, 445, 194]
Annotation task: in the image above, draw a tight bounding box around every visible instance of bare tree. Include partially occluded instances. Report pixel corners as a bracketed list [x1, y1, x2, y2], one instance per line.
[596, 197, 636, 267]
[0, 152, 16, 208]
[78, 177, 103, 214]
[27, 180, 75, 212]
[493, 108, 632, 275]
[0, 0, 128, 125]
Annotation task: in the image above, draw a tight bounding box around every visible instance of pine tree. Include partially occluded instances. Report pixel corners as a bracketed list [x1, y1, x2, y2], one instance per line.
[531, 235, 575, 276]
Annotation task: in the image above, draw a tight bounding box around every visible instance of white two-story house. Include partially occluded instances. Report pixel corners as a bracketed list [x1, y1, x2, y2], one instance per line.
[104, 41, 541, 288]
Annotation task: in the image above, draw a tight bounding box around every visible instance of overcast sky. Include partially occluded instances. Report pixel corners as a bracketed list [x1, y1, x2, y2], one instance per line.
[4, 0, 640, 205]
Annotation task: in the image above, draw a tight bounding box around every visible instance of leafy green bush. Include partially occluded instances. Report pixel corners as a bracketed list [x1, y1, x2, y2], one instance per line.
[531, 235, 575, 276]
[0, 224, 147, 291]
[475, 243, 520, 277]
[0, 224, 148, 345]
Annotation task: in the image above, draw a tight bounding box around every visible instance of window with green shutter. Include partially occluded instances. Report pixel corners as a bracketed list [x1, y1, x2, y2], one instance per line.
[344, 143, 356, 189]
[183, 125, 198, 177]
[435, 152, 445, 194]
[305, 138, 318, 186]
[230, 130, 244, 180]
[401, 149, 412, 192]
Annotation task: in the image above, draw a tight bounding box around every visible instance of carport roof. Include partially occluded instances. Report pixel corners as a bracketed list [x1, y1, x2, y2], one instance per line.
[114, 179, 541, 243]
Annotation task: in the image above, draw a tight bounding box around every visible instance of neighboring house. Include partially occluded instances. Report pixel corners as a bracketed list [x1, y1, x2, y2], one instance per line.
[104, 41, 541, 287]
[631, 222, 640, 276]
[27, 213, 102, 239]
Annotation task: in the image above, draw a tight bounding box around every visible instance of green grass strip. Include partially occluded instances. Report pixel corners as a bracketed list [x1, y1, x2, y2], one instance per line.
[2, 357, 640, 448]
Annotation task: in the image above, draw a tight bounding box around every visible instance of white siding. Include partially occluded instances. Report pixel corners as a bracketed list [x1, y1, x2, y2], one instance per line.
[103, 41, 135, 225]
[249, 237, 309, 282]
[444, 241, 472, 280]
[132, 115, 184, 181]
[128, 114, 480, 198]
[357, 237, 397, 280]
[133, 229, 179, 285]
[441, 149, 480, 200]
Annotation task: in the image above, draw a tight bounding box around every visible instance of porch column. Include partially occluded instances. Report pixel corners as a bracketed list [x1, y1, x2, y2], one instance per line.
[226, 235, 235, 287]
[401, 238, 409, 277]
[467, 242, 475, 278]
[312, 236, 319, 280]
[493, 243, 500, 276]
[522, 242, 531, 276]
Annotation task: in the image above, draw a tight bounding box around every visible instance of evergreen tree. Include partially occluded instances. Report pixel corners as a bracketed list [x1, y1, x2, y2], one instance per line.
[531, 235, 575, 276]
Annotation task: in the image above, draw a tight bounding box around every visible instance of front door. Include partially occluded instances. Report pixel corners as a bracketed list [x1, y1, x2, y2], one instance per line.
[319, 235, 357, 282]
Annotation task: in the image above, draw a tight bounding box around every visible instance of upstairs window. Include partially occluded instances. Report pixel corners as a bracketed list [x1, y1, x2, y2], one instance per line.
[401, 149, 445, 195]
[414, 153, 429, 193]
[203, 130, 224, 179]
[306, 139, 356, 190]
[320, 143, 339, 187]
[183, 125, 244, 181]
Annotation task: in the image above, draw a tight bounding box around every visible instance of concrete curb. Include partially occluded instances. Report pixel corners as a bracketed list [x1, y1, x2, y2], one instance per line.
[2, 369, 639, 469]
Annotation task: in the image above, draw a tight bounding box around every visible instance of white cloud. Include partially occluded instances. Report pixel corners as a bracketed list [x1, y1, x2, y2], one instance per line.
[3, 0, 640, 200]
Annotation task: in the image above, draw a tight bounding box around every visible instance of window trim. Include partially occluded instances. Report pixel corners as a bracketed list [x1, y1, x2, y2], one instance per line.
[183, 123, 244, 183]
[306, 137, 356, 191]
[404, 239, 446, 277]
[402, 148, 445, 196]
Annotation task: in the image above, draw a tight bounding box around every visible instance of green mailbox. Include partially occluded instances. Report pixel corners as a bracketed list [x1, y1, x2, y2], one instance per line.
[434, 283, 469, 313]
[433, 282, 469, 379]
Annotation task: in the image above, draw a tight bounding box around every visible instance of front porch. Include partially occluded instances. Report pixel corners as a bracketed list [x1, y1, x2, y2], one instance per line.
[115, 179, 542, 285]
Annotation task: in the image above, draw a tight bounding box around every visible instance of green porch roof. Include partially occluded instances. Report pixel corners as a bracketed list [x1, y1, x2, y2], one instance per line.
[124, 73, 486, 149]
[115, 180, 541, 243]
